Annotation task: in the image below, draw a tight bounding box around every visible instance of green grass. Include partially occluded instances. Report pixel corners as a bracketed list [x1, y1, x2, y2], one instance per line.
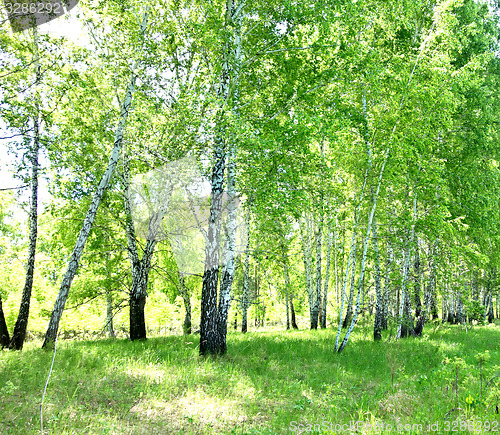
[1, 322, 499, 434]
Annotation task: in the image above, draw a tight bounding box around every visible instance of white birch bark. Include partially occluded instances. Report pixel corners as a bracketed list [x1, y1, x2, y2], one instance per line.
[337, 146, 390, 353]
[321, 227, 333, 328]
[396, 191, 418, 339]
[334, 167, 369, 351]
[42, 10, 149, 348]
[10, 27, 40, 350]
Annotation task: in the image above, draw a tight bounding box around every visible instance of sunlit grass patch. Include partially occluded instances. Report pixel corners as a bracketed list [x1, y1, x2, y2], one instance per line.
[0, 323, 498, 434]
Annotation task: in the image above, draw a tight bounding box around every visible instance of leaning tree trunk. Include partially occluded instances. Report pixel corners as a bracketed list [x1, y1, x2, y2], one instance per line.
[0, 295, 10, 348]
[337, 145, 391, 353]
[342, 242, 357, 328]
[335, 167, 369, 351]
[9, 28, 40, 351]
[10, 107, 39, 350]
[41, 11, 148, 349]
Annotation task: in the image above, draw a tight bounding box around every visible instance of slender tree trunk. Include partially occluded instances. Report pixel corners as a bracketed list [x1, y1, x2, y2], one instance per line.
[321, 228, 333, 329]
[0, 295, 9, 348]
[41, 10, 148, 349]
[290, 295, 298, 329]
[105, 288, 115, 338]
[335, 169, 369, 351]
[178, 273, 191, 334]
[397, 190, 418, 339]
[413, 237, 422, 318]
[241, 210, 250, 334]
[343, 242, 356, 328]
[372, 216, 383, 341]
[337, 146, 391, 353]
[9, 28, 40, 351]
[311, 215, 323, 329]
[382, 233, 393, 330]
[283, 248, 290, 330]
[300, 215, 315, 328]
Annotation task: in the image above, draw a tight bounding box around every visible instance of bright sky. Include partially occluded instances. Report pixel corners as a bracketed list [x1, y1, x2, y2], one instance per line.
[0, 4, 87, 211]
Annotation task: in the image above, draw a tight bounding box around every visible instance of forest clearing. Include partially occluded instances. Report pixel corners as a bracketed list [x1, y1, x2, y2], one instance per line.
[0, 324, 499, 434]
[1, 0, 500, 433]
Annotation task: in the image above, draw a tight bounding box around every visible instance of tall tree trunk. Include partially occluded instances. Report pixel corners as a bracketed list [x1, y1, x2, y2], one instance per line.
[9, 28, 40, 351]
[105, 288, 115, 338]
[200, 0, 242, 356]
[335, 167, 369, 351]
[217, 4, 242, 350]
[283, 247, 290, 330]
[397, 190, 417, 339]
[41, 10, 148, 349]
[290, 295, 298, 329]
[337, 145, 391, 353]
[217, 145, 237, 353]
[299, 215, 315, 328]
[343, 242, 356, 328]
[311, 214, 323, 329]
[321, 228, 333, 329]
[413, 237, 422, 318]
[178, 273, 192, 334]
[382, 232, 393, 330]
[0, 295, 9, 348]
[241, 209, 250, 334]
[372, 216, 383, 341]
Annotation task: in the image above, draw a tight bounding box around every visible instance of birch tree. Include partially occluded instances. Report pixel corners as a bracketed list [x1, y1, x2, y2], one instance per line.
[42, 8, 149, 348]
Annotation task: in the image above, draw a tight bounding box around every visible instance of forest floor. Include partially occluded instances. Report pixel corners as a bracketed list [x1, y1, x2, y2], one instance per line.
[0, 321, 499, 434]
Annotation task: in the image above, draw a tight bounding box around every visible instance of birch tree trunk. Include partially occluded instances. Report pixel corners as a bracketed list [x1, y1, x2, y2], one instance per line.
[42, 10, 148, 349]
[105, 288, 115, 338]
[382, 232, 393, 330]
[241, 208, 250, 334]
[372, 216, 383, 341]
[177, 272, 192, 334]
[396, 194, 418, 339]
[342, 242, 356, 329]
[200, 0, 243, 355]
[337, 146, 391, 353]
[9, 28, 40, 351]
[311, 214, 323, 329]
[217, 5, 242, 350]
[283, 248, 290, 330]
[321, 228, 333, 328]
[217, 144, 236, 351]
[299, 216, 315, 328]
